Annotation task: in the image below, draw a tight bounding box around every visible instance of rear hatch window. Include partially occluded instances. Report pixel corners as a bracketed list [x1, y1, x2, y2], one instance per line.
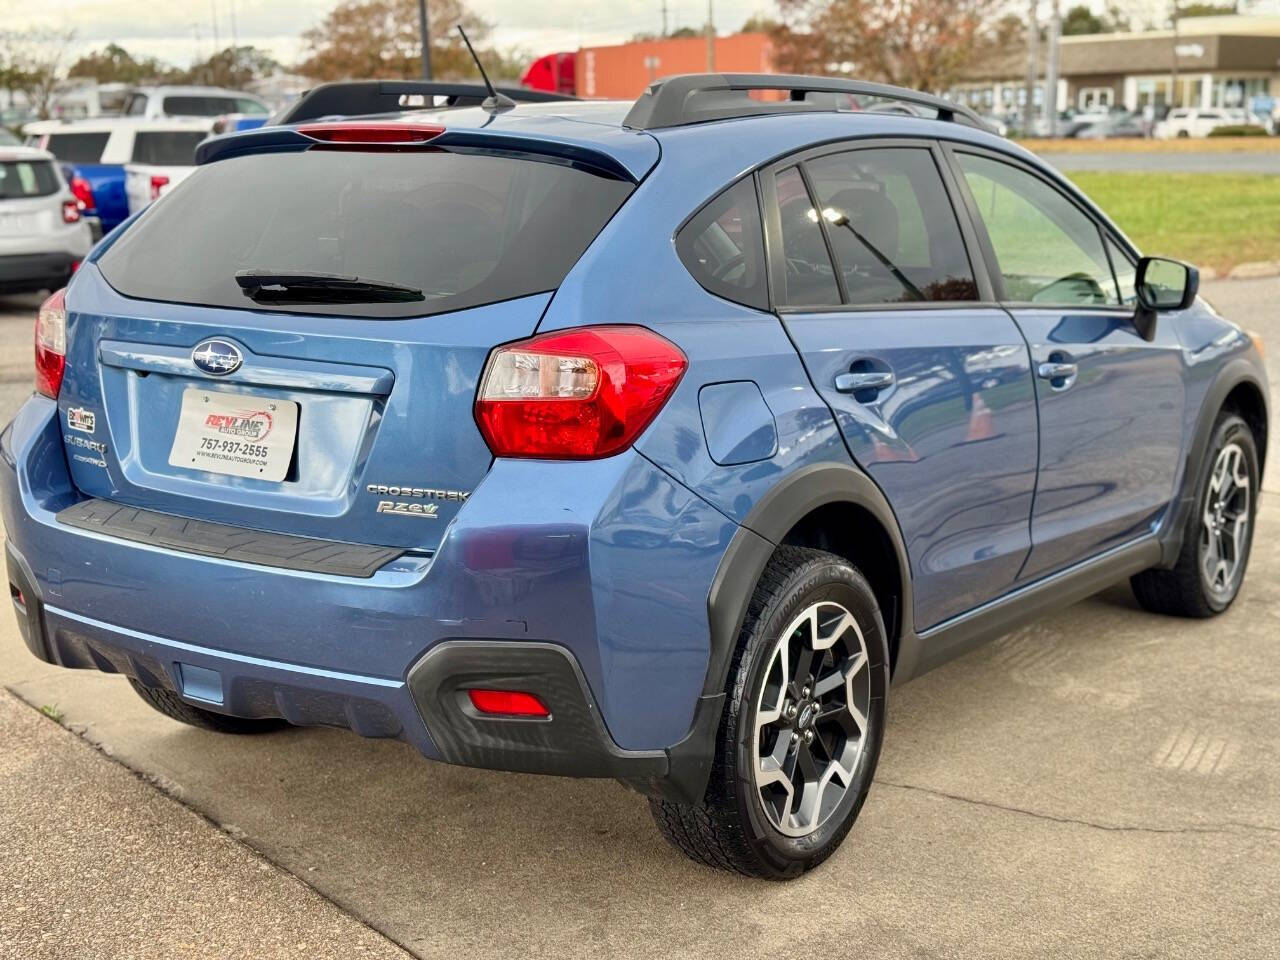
[0, 159, 57, 198]
[163, 96, 238, 116]
[132, 130, 207, 165]
[43, 132, 110, 164]
[97, 148, 634, 318]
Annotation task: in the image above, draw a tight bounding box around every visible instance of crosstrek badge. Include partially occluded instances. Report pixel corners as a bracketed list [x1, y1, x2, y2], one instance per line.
[66, 407, 95, 434]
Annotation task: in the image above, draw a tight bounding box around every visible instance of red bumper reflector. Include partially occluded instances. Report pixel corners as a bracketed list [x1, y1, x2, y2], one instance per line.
[467, 689, 550, 718]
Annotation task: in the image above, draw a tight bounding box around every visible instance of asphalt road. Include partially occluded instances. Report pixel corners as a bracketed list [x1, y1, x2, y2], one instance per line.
[1044, 150, 1280, 174]
[1, 280, 1278, 958]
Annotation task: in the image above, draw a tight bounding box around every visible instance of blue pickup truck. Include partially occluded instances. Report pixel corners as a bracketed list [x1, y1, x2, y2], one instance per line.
[23, 118, 213, 236]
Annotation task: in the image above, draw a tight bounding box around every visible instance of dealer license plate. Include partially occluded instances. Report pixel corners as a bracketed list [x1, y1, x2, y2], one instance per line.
[168, 389, 298, 481]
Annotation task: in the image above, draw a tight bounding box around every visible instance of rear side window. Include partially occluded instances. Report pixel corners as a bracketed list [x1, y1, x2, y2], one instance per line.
[0, 160, 57, 198]
[806, 148, 978, 304]
[163, 96, 237, 116]
[132, 131, 206, 165]
[43, 132, 110, 164]
[98, 149, 634, 319]
[676, 177, 768, 310]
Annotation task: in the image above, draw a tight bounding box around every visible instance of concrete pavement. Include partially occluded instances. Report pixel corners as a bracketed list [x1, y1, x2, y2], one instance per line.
[1, 278, 1279, 958]
[0, 690, 410, 960]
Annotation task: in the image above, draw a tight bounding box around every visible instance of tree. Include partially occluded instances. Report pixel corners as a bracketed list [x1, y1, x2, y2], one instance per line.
[68, 43, 177, 84]
[297, 0, 494, 82]
[1062, 4, 1107, 34]
[742, 15, 781, 33]
[0, 29, 75, 118]
[769, 0, 1008, 92]
[1178, 3, 1237, 17]
[185, 46, 280, 88]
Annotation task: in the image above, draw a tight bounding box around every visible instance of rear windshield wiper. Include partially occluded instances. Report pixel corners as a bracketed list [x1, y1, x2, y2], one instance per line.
[235, 269, 425, 304]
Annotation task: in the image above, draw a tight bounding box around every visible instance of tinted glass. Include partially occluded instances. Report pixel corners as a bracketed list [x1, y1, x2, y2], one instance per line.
[676, 176, 768, 310]
[0, 160, 57, 199]
[98, 149, 634, 319]
[774, 165, 839, 306]
[126, 94, 147, 115]
[44, 132, 110, 164]
[163, 96, 238, 116]
[132, 131, 206, 165]
[958, 154, 1118, 306]
[235, 98, 268, 114]
[1105, 235, 1136, 305]
[806, 148, 977, 304]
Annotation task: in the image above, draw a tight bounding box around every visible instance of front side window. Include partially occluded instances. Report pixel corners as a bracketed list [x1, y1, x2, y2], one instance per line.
[774, 165, 840, 307]
[676, 176, 768, 310]
[163, 96, 237, 117]
[806, 147, 978, 304]
[958, 153, 1119, 306]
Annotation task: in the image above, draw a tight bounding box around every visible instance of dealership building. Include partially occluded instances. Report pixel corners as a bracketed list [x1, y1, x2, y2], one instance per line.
[950, 14, 1280, 114]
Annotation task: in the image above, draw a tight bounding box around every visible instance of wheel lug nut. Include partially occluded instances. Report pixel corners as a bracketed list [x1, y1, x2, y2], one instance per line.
[785, 703, 797, 719]
[802, 686, 811, 698]
[791, 732, 800, 744]
[804, 729, 814, 743]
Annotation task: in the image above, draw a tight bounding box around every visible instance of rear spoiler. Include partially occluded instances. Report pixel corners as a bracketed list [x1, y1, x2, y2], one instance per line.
[273, 81, 578, 126]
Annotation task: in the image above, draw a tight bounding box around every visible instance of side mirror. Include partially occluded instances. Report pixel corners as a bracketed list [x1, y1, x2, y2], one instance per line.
[1133, 256, 1198, 341]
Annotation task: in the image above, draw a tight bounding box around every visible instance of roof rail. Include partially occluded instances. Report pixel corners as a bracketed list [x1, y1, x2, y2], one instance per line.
[274, 80, 578, 126]
[622, 73, 990, 132]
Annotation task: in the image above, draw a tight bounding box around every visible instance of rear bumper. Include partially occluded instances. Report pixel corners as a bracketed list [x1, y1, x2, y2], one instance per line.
[0, 252, 75, 293]
[1, 395, 736, 800]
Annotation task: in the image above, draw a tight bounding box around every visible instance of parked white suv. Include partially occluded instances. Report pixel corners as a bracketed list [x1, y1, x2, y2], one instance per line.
[120, 86, 270, 119]
[1155, 108, 1262, 139]
[0, 146, 92, 294]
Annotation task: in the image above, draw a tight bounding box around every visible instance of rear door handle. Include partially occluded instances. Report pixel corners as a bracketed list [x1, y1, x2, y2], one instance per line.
[1037, 361, 1078, 382]
[835, 371, 895, 394]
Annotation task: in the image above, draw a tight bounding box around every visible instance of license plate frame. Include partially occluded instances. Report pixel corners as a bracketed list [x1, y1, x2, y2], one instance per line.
[168, 389, 299, 482]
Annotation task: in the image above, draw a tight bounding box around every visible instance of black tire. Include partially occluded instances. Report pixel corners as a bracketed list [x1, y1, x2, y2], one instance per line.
[128, 679, 287, 734]
[649, 546, 889, 879]
[1132, 412, 1259, 618]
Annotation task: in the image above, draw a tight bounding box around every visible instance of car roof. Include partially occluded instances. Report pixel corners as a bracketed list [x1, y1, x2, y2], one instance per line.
[23, 117, 217, 134]
[0, 144, 54, 162]
[129, 85, 265, 99]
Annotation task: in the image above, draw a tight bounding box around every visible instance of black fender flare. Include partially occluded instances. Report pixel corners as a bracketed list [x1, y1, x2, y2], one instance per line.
[1159, 358, 1269, 566]
[658, 461, 912, 804]
[704, 461, 913, 698]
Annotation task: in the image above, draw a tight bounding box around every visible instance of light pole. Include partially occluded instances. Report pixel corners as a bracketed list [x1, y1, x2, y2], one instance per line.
[418, 0, 432, 80]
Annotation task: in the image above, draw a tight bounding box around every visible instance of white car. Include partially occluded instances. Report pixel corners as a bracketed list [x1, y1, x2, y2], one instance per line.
[1155, 108, 1263, 139]
[120, 85, 270, 120]
[23, 117, 215, 233]
[0, 146, 92, 294]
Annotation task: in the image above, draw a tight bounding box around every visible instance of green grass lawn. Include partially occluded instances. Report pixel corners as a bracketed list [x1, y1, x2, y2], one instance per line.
[1067, 173, 1280, 274]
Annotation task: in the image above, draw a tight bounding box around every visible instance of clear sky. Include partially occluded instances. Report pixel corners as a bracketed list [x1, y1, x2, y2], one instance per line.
[0, 0, 773, 69]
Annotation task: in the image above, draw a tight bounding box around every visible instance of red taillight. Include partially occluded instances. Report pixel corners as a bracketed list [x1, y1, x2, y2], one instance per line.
[35, 288, 67, 399]
[467, 689, 550, 718]
[69, 175, 94, 212]
[298, 122, 445, 144]
[475, 326, 687, 459]
[61, 200, 80, 223]
[149, 174, 170, 202]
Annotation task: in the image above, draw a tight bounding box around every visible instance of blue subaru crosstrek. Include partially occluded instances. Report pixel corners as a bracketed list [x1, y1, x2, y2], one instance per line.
[3, 75, 1268, 879]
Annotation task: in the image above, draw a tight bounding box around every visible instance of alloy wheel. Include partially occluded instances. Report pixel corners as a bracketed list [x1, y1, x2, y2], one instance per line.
[1201, 441, 1251, 596]
[752, 600, 871, 838]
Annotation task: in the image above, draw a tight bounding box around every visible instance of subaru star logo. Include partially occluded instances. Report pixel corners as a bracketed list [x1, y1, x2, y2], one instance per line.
[191, 339, 243, 376]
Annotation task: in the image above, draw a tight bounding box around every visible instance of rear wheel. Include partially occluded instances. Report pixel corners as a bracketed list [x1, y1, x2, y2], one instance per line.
[128, 679, 287, 734]
[1132, 412, 1259, 617]
[649, 546, 888, 879]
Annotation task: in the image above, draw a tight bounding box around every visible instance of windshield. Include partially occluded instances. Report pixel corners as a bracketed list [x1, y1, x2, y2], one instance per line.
[97, 147, 634, 318]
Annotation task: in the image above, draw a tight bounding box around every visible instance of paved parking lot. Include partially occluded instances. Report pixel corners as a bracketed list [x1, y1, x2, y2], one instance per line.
[1, 280, 1278, 958]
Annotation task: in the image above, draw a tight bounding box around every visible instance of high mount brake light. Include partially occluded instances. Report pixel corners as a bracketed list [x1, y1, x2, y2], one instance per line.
[35, 288, 67, 399]
[474, 326, 687, 460]
[297, 122, 446, 145]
